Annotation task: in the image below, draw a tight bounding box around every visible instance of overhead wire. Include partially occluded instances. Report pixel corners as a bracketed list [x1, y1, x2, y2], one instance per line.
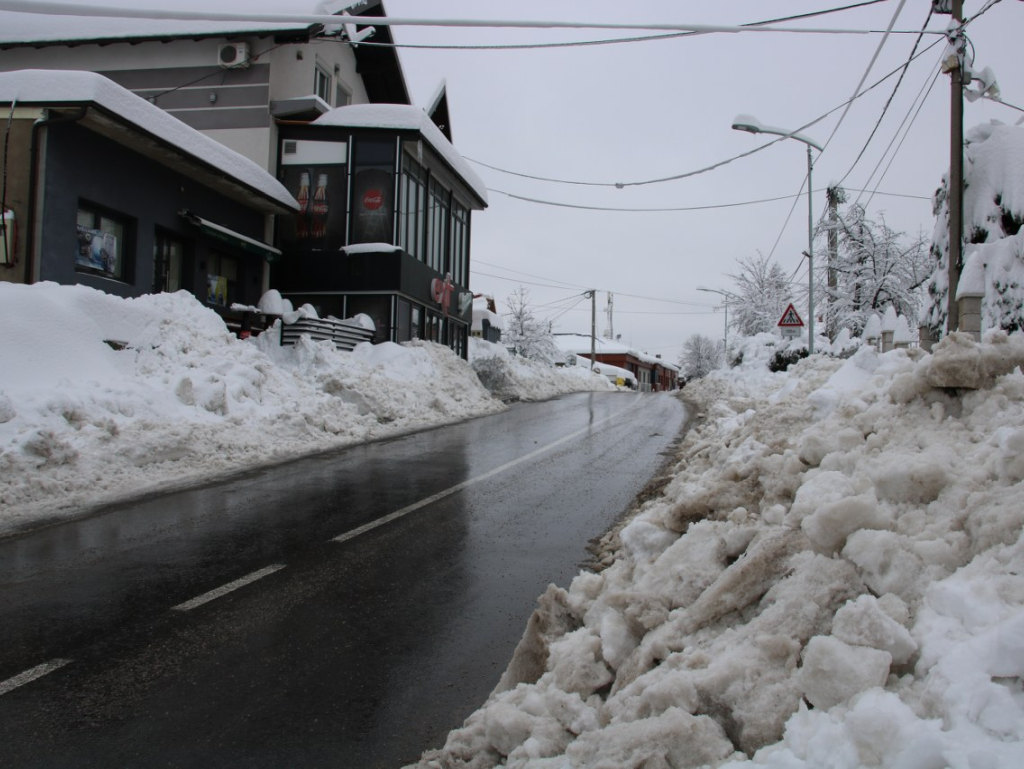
[466, 36, 945, 192]
[347, 0, 893, 51]
[859, 67, 942, 211]
[835, 3, 934, 188]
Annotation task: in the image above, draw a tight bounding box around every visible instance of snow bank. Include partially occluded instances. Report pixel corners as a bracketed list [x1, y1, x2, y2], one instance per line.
[0, 282, 602, 535]
[409, 333, 1024, 769]
[469, 338, 615, 403]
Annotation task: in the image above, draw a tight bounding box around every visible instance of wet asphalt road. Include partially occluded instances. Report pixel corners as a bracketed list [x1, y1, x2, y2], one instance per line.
[0, 391, 687, 768]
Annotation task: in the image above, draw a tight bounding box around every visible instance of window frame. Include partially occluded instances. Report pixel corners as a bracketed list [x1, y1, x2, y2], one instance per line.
[314, 63, 333, 104]
[75, 202, 133, 282]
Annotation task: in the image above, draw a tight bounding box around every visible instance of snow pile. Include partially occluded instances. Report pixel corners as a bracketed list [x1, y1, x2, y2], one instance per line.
[0, 282, 604, 535]
[469, 338, 615, 403]
[409, 331, 1024, 768]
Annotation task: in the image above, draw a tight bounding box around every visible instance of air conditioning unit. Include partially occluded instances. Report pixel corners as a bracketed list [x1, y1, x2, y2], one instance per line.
[218, 42, 250, 69]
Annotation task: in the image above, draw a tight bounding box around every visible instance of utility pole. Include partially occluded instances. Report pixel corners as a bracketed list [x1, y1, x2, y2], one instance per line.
[826, 186, 843, 342]
[587, 289, 596, 372]
[942, 0, 965, 333]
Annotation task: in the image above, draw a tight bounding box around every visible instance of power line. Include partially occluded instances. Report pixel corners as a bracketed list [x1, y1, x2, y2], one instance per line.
[474, 259, 586, 289]
[835, 3, 934, 187]
[859, 67, 942, 210]
[818, 0, 911, 155]
[344, 0, 893, 51]
[0, 2, 947, 36]
[486, 180, 930, 214]
[465, 39, 944, 191]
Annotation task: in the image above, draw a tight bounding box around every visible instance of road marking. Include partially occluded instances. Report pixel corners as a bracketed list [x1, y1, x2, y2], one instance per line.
[0, 659, 72, 697]
[332, 396, 645, 545]
[171, 564, 286, 612]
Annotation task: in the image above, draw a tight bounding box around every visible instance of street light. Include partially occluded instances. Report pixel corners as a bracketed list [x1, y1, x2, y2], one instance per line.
[697, 286, 734, 360]
[732, 114, 822, 354]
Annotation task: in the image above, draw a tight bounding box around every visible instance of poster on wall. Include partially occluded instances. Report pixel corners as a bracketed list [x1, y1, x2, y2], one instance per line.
[278, 165, 347, 252]
[351, 167, 394, 244]
[207, 275, 228, 306]
[76, 225, 119, 277]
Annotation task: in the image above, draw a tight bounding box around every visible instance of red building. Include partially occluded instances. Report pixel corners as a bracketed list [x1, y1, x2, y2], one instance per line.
[553, 334, 679, 392]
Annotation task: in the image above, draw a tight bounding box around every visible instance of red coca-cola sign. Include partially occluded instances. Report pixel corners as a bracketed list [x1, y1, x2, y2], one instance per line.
[363, 189, 384, 210]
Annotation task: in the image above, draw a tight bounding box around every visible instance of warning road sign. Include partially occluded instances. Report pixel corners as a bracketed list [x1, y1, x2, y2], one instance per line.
[777, 303, 804, 328]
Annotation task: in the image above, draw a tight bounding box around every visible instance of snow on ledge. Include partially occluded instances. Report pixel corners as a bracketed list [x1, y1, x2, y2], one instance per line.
[0, 69, 297, 212]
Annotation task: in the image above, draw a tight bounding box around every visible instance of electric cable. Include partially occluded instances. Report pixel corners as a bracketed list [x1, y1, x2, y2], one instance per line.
[342, 0, 892, 51]
[835, 3, 934, 187]
[465, 37, 944, 190]
[859, 68, 942, 211]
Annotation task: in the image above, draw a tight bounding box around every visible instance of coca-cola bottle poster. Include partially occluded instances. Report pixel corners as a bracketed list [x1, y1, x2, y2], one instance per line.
[279, 165, 346, 251]
[351, 167, 394, 244]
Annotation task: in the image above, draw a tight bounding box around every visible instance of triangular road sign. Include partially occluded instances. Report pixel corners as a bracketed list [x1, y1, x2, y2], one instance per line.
[777, 303, 804, 327]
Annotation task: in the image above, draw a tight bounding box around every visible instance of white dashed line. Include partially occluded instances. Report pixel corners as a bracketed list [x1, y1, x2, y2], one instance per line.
[332, 396, 644, 545]
[0, 659, 72, 697]
[171, 564, 286, 612]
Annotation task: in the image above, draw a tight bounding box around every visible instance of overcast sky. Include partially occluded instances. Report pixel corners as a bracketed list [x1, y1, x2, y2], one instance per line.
[11, 0, 1023, 357]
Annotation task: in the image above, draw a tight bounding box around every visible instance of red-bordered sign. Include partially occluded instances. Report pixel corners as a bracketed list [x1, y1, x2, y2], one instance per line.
[777, 303, 804, 327]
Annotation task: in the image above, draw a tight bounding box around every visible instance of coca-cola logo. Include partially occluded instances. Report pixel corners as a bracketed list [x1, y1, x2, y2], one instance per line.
[363, 190, 384, 210]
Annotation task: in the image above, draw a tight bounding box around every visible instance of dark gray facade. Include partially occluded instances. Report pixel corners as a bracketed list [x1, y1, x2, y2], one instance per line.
[39, 120, 272, 307]
[270, 120, 486, 359]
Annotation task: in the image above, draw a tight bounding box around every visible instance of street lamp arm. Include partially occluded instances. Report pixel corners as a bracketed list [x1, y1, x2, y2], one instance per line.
[696, 286, 739, 303]
[730, 113, 820, 354]
[731, 113, 823, 152]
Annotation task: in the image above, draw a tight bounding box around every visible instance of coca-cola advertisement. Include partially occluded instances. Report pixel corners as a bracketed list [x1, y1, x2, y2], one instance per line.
[351, 167, 394, 244]
[279, 165, 347, 251]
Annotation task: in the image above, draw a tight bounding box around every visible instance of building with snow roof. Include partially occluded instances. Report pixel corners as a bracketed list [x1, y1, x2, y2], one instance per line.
[270, 103, 488, 358]
[0, 1, 408, 171]
[0, 2, 488, 358]
[553, 333, 679, 391]
[0, 69, 297, 326]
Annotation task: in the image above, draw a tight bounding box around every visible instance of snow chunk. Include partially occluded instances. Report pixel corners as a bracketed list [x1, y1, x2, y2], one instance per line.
[832, 595, 918, 665]
[797, 635, 892, 710]
[801, 492, 891, 554]
[563, 707, 735, 768]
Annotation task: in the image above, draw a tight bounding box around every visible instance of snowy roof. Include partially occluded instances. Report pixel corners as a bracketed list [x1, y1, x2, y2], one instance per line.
[0, 69, 297, 213]
[313, 103, 488, 206]
[553, 332, 677, 369]
[0, 1, 365, 46]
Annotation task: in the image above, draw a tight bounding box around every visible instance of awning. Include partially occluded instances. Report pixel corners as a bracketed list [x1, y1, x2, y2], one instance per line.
[178, 209, 282, 262]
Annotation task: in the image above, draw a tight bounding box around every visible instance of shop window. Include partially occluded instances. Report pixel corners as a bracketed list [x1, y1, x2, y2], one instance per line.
[153, 231, 187, 293]
[75, 204, 131, 281]
[426, 179, 450, 273]
[350, 138, 396, 244]
[205, 251, 238, 307]
[411, 304, 422, 339]
[399, 157, 426, 261]
[346, 294, 392, 344]
[451, 200, 469, 285]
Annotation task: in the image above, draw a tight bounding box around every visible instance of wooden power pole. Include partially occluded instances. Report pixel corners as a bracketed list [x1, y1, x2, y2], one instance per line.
[944, 0, 965, 333]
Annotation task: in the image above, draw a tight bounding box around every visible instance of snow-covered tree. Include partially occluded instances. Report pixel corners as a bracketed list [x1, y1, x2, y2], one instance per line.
[726, 253, 793, 336]
[679, 334, 720, 380]
[925, 122, 1024, 334]
[820, 192, 930, 336]
[503, 287, 559, 363]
